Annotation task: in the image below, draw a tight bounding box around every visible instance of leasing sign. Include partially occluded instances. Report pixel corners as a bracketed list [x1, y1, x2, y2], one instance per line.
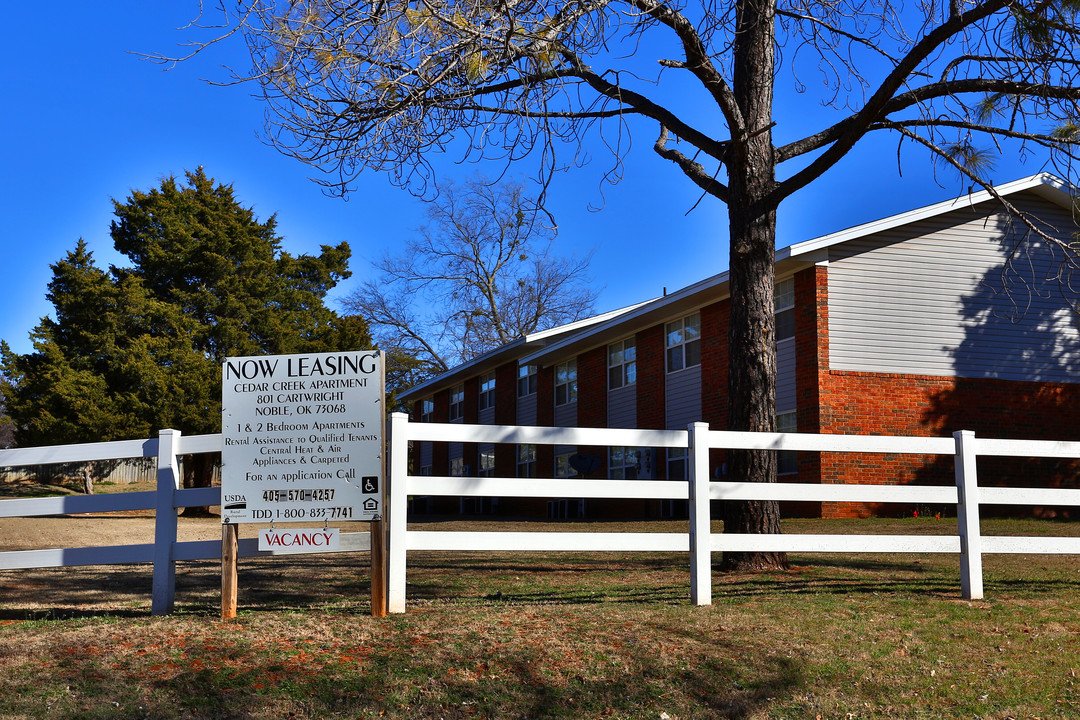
[221, 351, 384, 525]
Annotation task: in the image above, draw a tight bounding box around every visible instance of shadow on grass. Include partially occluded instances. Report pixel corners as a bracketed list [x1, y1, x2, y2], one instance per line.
[3, 548, 1079, 620]
[3, 631, 808, 720]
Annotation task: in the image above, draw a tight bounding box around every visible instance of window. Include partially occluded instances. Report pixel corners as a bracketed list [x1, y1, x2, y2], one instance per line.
[420, 398, 434, 423]
[479, 373, 496, 411]
[775, 277, 795, 342]
[420, 465, 432, 476]
[667, 447, 687, 481]
[517, 444, 537, 477]
[608, 338, 637, 389]
[609, 447, 642, 479]
[777, 411, 798, 475]
[555, 453, 579, 478]
[666, 313, 701, 372]
[450, 456, 465, 477]
[555, 359, 578, 405]
[479, 449, 495, 477]
[448, 385, 464, 421]
[517, 364, 537, 397]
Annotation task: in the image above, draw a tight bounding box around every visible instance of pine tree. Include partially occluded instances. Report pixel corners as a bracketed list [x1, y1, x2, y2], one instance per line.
[2, 170, 371, 502]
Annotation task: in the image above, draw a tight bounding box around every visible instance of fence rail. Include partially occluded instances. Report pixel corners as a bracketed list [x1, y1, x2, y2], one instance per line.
[386, 415, 1080, 612]
[3, 419, 1080, 616]
[0, 430, 371, 615]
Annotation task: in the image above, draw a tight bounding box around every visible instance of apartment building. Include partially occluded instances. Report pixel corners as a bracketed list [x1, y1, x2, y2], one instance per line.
[402, 175, 1080, 518]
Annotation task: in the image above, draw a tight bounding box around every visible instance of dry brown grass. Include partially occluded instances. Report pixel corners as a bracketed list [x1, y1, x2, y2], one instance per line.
[1, 498, 1079, 719]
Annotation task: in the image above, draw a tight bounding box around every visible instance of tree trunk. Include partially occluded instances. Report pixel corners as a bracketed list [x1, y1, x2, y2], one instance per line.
[81, 463, 94, 495]
[722, 0, 789, 571]
[180, 452, 219, 517]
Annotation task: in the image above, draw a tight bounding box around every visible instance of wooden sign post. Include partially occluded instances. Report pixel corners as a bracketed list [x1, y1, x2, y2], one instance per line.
[221, 523, 239, 619]
[370, 517, 386, 617]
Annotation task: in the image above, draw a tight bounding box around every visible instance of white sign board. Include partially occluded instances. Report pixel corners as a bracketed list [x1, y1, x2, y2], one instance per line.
[221, 351, 384, 524]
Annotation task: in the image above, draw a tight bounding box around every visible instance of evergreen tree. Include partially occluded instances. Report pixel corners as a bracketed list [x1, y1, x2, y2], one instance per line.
[2, 169, 371, 500]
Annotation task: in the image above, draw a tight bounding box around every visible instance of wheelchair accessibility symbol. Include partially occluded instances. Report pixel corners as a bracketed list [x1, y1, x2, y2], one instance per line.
[362, 476, 379, 493]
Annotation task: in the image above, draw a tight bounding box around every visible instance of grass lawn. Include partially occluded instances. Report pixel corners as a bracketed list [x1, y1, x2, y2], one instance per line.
[1, 517, 1078, 719]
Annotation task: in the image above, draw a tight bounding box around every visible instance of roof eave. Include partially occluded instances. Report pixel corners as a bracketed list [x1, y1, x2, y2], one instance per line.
[781, 172, 1075, 261]
[396, 300, 655, 402]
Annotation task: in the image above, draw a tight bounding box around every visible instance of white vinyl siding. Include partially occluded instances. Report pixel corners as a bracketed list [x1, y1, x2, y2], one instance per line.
[516, 392, 537, 425]
[554, 401, 577, 459]
[607, 384, 636, 428]
[666, 364, 702, 430]
[828, 195, 1080, 383]
[776, 411, 798, 475]
[777, 338, 797, 413]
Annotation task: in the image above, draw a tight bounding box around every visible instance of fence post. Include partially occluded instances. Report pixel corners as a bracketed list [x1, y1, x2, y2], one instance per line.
[387, 413, 409, 613]
[954, 429, 984, 600]
[152, 429, 181, 615]
[688, 422, 712, 606]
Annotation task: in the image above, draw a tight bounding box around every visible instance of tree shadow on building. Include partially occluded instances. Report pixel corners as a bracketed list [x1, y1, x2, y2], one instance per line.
[917, 216, 1080, 518]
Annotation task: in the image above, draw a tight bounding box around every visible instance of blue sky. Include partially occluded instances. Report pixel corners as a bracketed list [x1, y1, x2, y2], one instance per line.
[0, 3, 1054, 357]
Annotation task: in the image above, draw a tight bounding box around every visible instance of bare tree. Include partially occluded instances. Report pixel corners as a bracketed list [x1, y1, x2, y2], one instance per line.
[165, 0, 1080, 569]
[343, 176, 597, 386]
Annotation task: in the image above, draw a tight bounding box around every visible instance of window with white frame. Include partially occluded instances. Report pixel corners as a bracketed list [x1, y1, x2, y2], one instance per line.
[479, 373, 496, 411]
[517, 444, 537, 477]
[555, 453, 579, 478]
[420, 465, 432, 476]
[609, 447, 642, 479]
[420, 398, 434, 423]
[666, 313, 701, 372]
[449, 385, 464, 421]
[667, 447, 687, 481]
[608, 338, 637, 389]
[555, 359, 578, 405]
[517, 364, 537, 397]
[479, 449, 495, 476]
[775, 277, 795, 342]
[777, 411, 798, 475]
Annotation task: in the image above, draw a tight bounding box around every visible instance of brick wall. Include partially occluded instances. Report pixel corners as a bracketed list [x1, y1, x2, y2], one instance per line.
[818, 369, 1080, 517]
[700, 300, 729, 479]
[793, 266, 826, 510]
[462, 375, 479, 477]
[792, 263, 1080, 518]
[576, 345, 609, 480]
[494, 361, 518, 479]
[431, 388, 450, 477]
[536, 365, 555, 476]
[637, 325, 665, 430]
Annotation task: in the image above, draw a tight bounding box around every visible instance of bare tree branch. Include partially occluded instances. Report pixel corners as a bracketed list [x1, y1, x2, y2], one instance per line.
[341, 176, 599, 389]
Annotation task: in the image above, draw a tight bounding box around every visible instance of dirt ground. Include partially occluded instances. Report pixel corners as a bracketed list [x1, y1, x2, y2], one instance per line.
[0, 480, 379, 618]
[0, 479, 372, 550]
[0, 514, 226, 551]
[0, 478, 226, 551]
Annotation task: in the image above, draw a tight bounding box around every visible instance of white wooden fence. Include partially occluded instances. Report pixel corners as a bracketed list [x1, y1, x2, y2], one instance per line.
[0, 430, 371, 615]
[2, 419, 1079, 615]
[386, 413, 1080, 612]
